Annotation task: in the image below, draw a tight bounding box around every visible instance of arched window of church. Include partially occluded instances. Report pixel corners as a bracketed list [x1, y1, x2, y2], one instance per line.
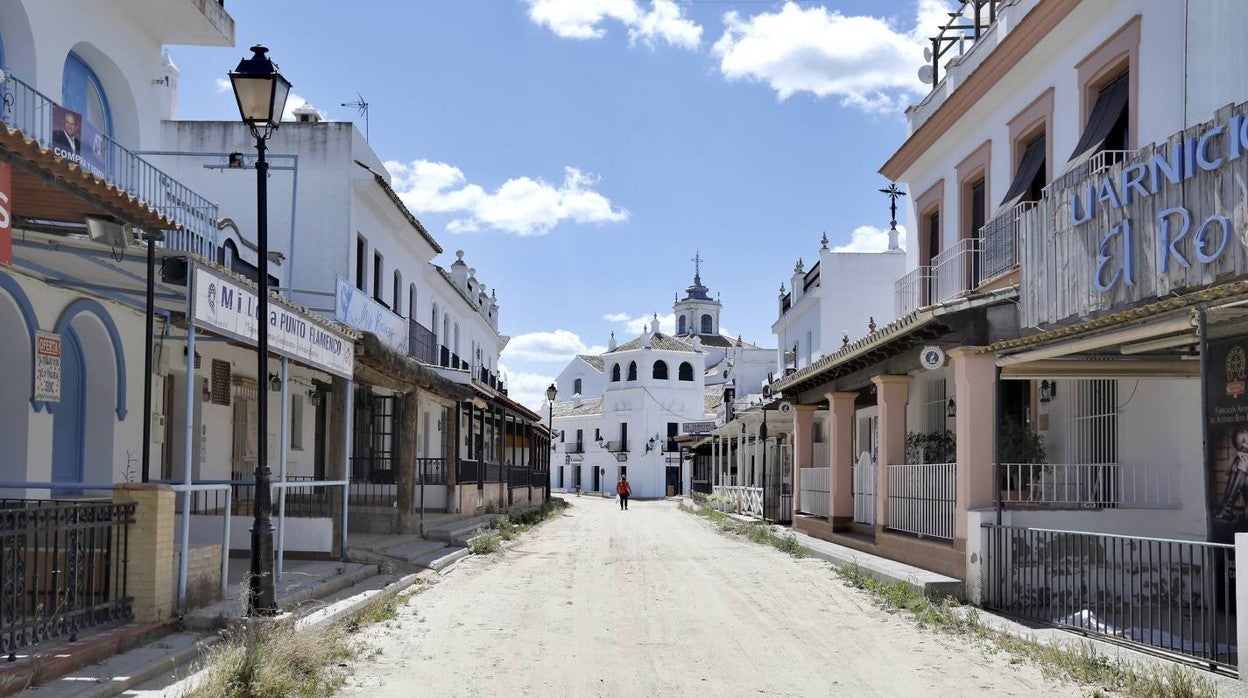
[611, 364, 621, 382]
[700, 314, 713, 334]
[627, 361, 637, 381]
[678, 362, 694, 381]
[652, 361, 668, 380]
[573, 378, 582, 394]
[677, 316, 686, 334]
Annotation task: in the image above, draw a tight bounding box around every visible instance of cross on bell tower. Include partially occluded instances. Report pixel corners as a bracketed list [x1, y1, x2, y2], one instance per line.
[879, 183, 906, 251]
[692, 251, 704, 283]
[674, 251, 720, 336]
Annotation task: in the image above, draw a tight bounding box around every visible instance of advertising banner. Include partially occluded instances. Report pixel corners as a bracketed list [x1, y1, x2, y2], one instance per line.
[1206, 335, 1248, 543]
[51, 106, 108, 179]
[192, 265, 354, 378]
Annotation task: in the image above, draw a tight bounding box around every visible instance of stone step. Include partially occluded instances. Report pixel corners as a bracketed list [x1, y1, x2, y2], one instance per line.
[423, 514, 495, 543]
[411, 545, 469, 571]
[381, 539, 448, 563]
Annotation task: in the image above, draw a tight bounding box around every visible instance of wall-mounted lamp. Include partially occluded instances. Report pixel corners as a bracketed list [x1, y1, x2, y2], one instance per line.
[228, 151, 246, 169]
[268, 373, 282, 392]
[183, 346, 201, 369]
[306, 389, 321, 406]
[645, 436, 656, 453]
[946, 398, 956, 418]
[1039, 380, 1056, 403]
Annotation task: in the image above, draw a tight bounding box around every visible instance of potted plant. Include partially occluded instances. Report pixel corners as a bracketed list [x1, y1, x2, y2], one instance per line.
[997, 420, 1047, 503]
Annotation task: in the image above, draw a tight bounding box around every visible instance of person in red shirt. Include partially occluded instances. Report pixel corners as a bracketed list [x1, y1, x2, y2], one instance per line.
[616, 475, 631, 510]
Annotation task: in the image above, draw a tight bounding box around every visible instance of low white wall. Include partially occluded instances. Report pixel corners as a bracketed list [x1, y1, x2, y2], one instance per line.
[177, 513, 333, 554]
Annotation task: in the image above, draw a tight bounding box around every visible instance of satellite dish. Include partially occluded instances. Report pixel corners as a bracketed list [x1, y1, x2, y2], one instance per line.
[918, 65, 935, 85]
[923, 46, 933, 62]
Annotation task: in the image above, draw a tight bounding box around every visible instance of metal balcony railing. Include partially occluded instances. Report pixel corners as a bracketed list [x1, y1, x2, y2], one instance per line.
[979, 200, 1036, 283]
[894, 266, 930, 317]
[408, 320, 437, 365]
[604, 440, 628, 453]
[930, 238, 979, 304]
[1, 71, 219, 258]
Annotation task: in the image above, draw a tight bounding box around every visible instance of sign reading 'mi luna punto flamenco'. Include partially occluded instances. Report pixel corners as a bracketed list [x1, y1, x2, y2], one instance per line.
[1022, 101, 1248, 327]
[192, 264, 354, 379]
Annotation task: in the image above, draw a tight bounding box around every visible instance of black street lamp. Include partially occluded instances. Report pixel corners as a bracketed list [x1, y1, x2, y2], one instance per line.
[229, 45, 291, 617]
[545, 383, 557, 501]
[759, 420, 768, 521]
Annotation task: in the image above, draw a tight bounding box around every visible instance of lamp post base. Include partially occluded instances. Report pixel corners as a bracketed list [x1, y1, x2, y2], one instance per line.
[248, 522, 278, 616]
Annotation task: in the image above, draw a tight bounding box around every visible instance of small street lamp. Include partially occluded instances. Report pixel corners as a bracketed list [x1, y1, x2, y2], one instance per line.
[229, 45, 291, 617]
[545, 384, 557, 501]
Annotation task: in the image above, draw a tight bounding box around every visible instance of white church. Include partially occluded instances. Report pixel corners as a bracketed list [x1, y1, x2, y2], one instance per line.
[549, 261, 774, 499]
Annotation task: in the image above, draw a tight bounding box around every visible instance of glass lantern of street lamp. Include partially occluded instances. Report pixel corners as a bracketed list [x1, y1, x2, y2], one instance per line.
[229, 45, 291, 138]
[546, 384, 557, 402]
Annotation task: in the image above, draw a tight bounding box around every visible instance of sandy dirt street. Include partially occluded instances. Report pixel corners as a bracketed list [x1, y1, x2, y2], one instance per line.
[339, 496, 1081, 697]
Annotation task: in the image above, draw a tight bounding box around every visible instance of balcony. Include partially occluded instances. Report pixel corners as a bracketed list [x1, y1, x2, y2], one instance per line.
[978, 201, 1036, 283]
[894, 266, 930, 317]
[930, 238, 979, 304]
[1, 72, 220, 257]
[564, 443, 586, 454]
[117, 0, 235, 47]
[408, 320, 438, 365]
[604, 440, 629, 453]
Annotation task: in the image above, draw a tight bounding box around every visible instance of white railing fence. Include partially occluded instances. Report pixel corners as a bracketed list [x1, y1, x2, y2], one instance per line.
[894, 266, 930, 317]
[853, 453, 876, 525]
[886, 463, 956, 540]
[930, 238, 979, 304]
[979, 200, 1036, 282]
[998, 463, 1180, 509]
[713, 484, 764, 518]
[798, 467, 830, 518]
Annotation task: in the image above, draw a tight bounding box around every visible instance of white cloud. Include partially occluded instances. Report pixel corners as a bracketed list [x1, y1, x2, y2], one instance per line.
[602, 312, 632, 323]
[498, 363, 557, 411]
[525, 0, 702, 50]
[831, 225, 906, 253]
[711, 0, 951, 113]
[214, 78, 326, 121]
[385, 160, 628, 236]
[603, 311, 676, 334]
[501, 330, 609, 363]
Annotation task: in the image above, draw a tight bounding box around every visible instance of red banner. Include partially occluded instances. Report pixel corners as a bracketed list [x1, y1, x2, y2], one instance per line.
[0, 162, 10, 265]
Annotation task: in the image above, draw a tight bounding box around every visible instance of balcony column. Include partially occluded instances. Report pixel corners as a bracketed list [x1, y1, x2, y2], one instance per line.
[791, 404, 816, 514]
[396, 388, 418, 533]
[872, 375, 910, 533]
[951, 347, 996, 544]
[826, 392, 857, 528]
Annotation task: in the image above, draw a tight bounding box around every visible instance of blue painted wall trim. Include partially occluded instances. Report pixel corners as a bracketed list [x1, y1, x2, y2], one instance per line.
[51, 297, 127, 420]
[0, 271, 40, 410]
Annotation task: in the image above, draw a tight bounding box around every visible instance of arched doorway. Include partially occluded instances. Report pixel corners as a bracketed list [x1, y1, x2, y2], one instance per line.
[0, 278, 33, 483]
[51, 329, 85, 488]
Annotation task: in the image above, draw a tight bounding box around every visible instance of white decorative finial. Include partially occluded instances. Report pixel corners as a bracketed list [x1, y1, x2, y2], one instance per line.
[820, 232, 828, 250]
[794, 257, 804, 272]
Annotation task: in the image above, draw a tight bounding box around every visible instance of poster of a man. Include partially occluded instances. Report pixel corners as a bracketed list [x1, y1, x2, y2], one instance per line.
[51, 107, 81, 155]
[50, 106, 107, 177]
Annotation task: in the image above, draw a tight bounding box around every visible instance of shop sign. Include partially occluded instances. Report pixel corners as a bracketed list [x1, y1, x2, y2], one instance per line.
[34, 331, 60, 403]
[335, 278, 407, 354]
[192, 265, 354, 378]
[682, 421, 715, 434]
[0, 162, 10, 265]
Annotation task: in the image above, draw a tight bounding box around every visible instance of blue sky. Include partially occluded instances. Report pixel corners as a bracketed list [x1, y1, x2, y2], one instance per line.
[171, 0, 949, 407]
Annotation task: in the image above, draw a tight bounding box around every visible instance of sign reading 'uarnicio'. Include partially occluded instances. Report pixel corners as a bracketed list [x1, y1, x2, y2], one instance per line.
[1073, 110, 1248, 294]
[192, 265, 354, 378]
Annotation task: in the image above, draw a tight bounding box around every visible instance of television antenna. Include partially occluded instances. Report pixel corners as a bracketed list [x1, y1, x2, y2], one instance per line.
[341, 93, 370, 141]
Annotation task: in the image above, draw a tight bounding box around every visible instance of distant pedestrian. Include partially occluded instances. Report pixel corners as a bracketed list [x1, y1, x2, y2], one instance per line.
[616, 475, 631, 510]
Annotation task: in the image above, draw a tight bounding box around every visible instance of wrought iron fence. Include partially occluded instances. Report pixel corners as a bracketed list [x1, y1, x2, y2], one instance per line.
[348, 480, 397, 508]
[930, 238, 979, 304]
[0, 501, 135, 659]
[351, 456, 394, 484]
[1, 71, 219, 257]
[182, 478, 337, 518]
[797, 467, 830, 518]
[456, 459, 479, 484]
[984, 525, 1236, 670]
[417, 458, 447, 485]
[529, 469, 548, 488]
[886, 463, 956, 540]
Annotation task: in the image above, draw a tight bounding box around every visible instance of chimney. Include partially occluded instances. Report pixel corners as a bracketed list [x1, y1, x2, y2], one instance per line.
[157, 49, 180, 121]
[292, 103, 323, 123]
[608, 332, 617, 351]
[451, 250, 468, 286]
[790, 258, 805, 303]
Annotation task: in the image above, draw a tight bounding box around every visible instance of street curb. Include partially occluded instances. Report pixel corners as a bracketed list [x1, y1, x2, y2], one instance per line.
[72, 633, 222, 698]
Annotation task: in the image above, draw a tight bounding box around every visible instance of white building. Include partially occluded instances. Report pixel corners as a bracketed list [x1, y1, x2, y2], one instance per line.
[772, 232, 906, 374]
[550, 267, 774, 499]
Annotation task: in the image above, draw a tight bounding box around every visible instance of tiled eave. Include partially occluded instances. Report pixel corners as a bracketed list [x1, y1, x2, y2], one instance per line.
[0, 126, 180, 230]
